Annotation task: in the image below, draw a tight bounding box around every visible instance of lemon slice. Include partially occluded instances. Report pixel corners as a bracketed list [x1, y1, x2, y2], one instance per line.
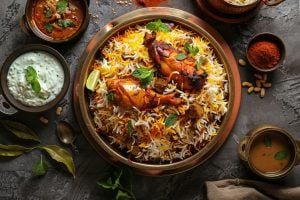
[86, 70, 100, 92]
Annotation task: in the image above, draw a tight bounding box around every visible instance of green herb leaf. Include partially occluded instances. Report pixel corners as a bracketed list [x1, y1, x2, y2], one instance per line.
[116, 190, 132, 200]
[32, 155, 48, 176]
[31, 79, 41, 94]
[57, 0, 68, 14]
[0, 144, 33, 157]
[25, 66, 37, 82]
[132, 68, 152, 79]
[107, 93, 114, 102]
[274, 150, 288, 160]
[44, 8, 52, 18]
[0, 120, 40, 142]
[184, 43, 199, 56]
[264, 135, 272, 147]
[132, 68, 154, 88]
[97, 177, 114, 189]
[97, 167, 135, 200]
[45, 22, 52, 33]
[165, 113, 178, 127]
[196, 57, 205, 70]
[57, 19, 75, 28]
[127, 120, 134, 136]
[40, 145, 75, 177]
[140, 72, 154, 88]
[176, 53, 187, 61]
[146, 19, 171, 32]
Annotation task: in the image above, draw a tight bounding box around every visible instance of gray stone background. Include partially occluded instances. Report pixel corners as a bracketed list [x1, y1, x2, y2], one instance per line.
[0, 0, 299, 199]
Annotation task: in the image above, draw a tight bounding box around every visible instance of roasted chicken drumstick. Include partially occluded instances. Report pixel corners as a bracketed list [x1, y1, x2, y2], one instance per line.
[107, 78, 182, 110]
[144, 32, 207, 91]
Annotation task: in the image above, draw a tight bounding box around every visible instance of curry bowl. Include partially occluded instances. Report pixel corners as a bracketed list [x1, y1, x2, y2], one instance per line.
[0, 44, 70, 113]
[21, 0, 90, 43]
[73, 7, 241, 175]
[239, 124, 300, 179]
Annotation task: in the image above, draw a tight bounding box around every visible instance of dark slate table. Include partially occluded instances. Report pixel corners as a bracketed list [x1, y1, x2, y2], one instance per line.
[0, 0, 299, 199]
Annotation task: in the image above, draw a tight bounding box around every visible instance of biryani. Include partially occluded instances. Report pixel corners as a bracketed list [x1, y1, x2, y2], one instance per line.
[87, 20, 228, 164]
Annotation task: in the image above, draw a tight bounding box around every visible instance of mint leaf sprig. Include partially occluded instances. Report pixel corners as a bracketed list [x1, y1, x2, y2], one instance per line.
[97, 167, 136, 200]
[132, 68, 154, 88]
[25, 66, 44, 99]
[146, 19, 171, 32]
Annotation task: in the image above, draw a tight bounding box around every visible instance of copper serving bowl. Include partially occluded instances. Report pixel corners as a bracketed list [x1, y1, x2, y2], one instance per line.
[20, 0, 89, 43]
[73, 7, 241, 175]
[207, 0, 285, 15]
[0, 44, 70, 113]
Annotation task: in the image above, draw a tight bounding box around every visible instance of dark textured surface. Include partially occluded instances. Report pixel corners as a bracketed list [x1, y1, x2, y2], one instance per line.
[0, 0, 299, 199]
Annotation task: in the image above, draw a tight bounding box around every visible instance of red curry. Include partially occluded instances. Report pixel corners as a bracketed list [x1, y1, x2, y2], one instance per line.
[33, 0, 84, 40]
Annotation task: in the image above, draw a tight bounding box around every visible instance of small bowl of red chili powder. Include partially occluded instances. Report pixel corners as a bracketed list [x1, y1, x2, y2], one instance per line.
[246, 32, 285, 72]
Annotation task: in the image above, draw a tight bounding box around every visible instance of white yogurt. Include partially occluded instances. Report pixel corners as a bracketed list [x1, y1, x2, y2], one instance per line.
[7, 51, 65, 106]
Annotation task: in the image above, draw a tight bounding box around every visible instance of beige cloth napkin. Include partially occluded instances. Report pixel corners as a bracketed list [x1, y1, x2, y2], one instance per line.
[206, 179, 300, 200]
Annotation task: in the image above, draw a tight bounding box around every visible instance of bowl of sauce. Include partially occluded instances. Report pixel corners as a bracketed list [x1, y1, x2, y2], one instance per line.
[0, 44, 70, 113]
[239, 124, 300, 179]
[21, 0, 89, 43]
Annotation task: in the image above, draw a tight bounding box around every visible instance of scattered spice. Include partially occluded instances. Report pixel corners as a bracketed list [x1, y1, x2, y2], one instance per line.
[248, 40, 280, 69]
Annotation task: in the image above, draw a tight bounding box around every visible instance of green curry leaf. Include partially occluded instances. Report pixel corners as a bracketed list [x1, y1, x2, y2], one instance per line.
[0, 120, 40, 142]
[0, 144, 33, 157]
[44, 8, 52, 18]
[40, 145, 75, 177]
[32, 154, 48, 176]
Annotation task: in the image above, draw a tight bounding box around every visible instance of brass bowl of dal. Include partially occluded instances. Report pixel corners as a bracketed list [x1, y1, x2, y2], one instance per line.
[73, 7, 241, 175]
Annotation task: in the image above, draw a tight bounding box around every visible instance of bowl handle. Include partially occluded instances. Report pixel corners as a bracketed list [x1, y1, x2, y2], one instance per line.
[263, 0, 285, 6]
[0, 94, 18, 115]
[19, 15, 33, 36]
[238, 137, 249, 161]
[295, 140, 300, 165]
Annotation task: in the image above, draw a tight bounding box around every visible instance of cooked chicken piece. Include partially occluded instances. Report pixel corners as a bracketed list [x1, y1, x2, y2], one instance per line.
[144, 32, 207, 91]
[107, 78, 182, 110]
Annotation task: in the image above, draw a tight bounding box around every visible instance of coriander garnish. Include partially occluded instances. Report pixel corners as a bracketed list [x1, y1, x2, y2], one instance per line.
[56, 0, 68, 14]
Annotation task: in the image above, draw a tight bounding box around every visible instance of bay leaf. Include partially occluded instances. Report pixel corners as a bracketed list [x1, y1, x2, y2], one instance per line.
[40, 145, 75, 177]
[0, 144, 33, 157]
[0, 120, 40, 142]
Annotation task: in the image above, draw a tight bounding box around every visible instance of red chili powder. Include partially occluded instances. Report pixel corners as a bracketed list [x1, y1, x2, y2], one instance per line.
[248, 40, 281, 69]
[135, 0, 167, 7]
